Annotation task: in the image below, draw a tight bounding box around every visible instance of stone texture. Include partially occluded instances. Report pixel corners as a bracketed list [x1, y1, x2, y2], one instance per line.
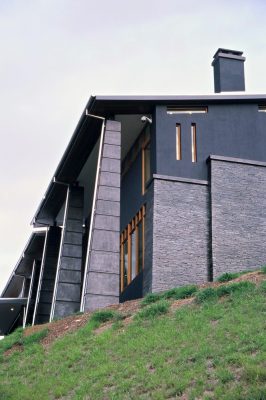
[143, 183, 154, 295]
[54, 301, 80, 318]
[94, 215, 120, 231]
[96, 200, 120, 217]
[99, 172, 120, 188]
[101, 158, 120, 173]
[103, 144, 121, 159]
[97, 186, 120, 202]
[52, 186, 84, 320]
[151, 177, 210, 292]
[89, 251, 120, 274]
[56, 283, 81, 302]
[104, 131, 121, 146]
[83, 120, 121, 311]
[91, 230, 120, 253]
[210, 159, 266, 278]
[85, 271, 119, 297]
[84, 294, 119, 311]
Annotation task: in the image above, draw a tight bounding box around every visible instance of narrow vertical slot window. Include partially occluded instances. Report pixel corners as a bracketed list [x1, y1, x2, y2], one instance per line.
[120, 205, 146, 292]
[120, 231, 129, 292]
[176, 124, 181, 160]
[137, 219, 143, 273]
[142, 140, 151, 194]
[131, 220, 137, 280]
[191, 123, 197, 163]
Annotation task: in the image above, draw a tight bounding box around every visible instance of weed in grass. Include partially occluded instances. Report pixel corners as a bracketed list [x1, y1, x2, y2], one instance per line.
[141, 292, 163, 307]
[216, 368, 234, 384]
[195, 287, 218, 303]
[0, 327, 23, 355]
[90, 310, 122, 326]
[259, 281, 266, 293]
[261, 265, 266, 274]
[196, 281, 255, 303]
[216, 272, 241, 282]
[243, 364, 266, 383]
[21, 328, 48, 346]
[136, 300, 170, 319]
[163, 284, 197, 300]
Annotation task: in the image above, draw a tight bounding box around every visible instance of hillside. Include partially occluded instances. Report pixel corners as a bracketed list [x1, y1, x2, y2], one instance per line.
[1, 270, 266, 400]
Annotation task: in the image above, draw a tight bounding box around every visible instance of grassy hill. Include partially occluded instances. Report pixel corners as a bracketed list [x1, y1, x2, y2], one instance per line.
[1, 270, 266, 400]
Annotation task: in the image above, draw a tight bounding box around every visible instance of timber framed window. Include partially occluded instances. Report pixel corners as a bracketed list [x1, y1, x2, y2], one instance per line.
[176, 124, 181, 160]
[120, 205, 146, 292]
[142, 139, 151, 194]
[191, 123, 197, 162]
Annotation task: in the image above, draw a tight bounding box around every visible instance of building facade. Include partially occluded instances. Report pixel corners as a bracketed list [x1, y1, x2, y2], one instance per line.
[1, 48, 266, 334]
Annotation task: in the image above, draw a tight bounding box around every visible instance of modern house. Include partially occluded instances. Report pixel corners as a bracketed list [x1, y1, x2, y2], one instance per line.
[1, 48, 266, 335]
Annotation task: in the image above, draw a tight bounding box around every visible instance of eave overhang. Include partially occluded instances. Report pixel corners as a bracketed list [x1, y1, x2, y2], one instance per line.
[0, 298, 27, 335]
[1, 231, 46, 298]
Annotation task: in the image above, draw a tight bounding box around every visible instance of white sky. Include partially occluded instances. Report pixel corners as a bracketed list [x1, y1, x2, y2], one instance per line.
[1, 0, 266, 293]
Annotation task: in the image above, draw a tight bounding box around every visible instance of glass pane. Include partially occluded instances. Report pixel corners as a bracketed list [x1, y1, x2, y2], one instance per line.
[123, 240, 128, 288]
[131, 229, 137, 280]
[138, 221, 143, 272]
[144, 143, 151, 184]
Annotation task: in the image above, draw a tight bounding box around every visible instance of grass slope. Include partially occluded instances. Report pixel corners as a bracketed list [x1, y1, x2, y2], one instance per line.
[0, 275, 266, 399]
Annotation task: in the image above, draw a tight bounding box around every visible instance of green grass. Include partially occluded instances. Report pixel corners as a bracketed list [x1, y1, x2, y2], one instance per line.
[90, 309, 122, 326]
[261, 265, 266, 274]
[163, 284, 198, 300]
[216, 272, 242, 282]
[0, 282, 266, 399]
[140, 292, 162, 307]
[196, 281, 255, 303]
[141, 284, 198, 307]
[216, 270, 254, 282]
[136, 300, 170, 319]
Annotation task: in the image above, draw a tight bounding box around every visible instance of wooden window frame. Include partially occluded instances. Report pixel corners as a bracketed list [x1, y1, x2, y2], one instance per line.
[176, 124, 181, 160]
[142, 139, 151, 195]
[191, 123, 197, 163]
[120, 205, 146, 292]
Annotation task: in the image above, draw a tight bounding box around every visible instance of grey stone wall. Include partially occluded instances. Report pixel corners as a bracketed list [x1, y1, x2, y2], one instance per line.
[52, 186, 84, 319]
[34, 227, 61, 325]
[83, 120, 121, 311]
[151, 176, 210, 292]
[143, 182, 154, 296]
[210, 156, 266, 278]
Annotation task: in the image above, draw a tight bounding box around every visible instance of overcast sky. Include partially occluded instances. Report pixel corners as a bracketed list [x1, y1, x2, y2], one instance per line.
[1, 0, 266, 293]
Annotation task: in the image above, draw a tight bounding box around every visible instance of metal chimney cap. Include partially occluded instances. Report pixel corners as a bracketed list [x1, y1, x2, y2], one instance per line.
[212, 48, 245, 66]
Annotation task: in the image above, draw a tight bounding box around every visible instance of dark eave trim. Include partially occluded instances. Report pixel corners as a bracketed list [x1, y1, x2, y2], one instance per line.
[1, 231, 46, 297]
[31, 96, 97, 225]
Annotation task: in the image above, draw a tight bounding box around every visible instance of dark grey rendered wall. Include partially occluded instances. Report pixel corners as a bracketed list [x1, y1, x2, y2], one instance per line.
[210, 156, 266, 279]
[52, 186, 84, 319]
[120, 121, 156, 300]
[155, 104, 266, 181]
[150, 176, 210, 293]
[83, 120, 121, 311]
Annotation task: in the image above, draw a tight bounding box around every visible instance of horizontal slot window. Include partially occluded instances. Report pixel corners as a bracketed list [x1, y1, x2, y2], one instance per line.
[167, 106, 208, 115]
[258, 105, 266, 112]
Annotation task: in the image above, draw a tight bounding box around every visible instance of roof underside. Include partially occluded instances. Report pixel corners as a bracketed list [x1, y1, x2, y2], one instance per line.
[0, 298, 27, 335]
[1, 232, 46, 297]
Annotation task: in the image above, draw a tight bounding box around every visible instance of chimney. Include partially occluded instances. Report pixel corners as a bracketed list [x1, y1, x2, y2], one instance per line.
[212, 48, 246, 93]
